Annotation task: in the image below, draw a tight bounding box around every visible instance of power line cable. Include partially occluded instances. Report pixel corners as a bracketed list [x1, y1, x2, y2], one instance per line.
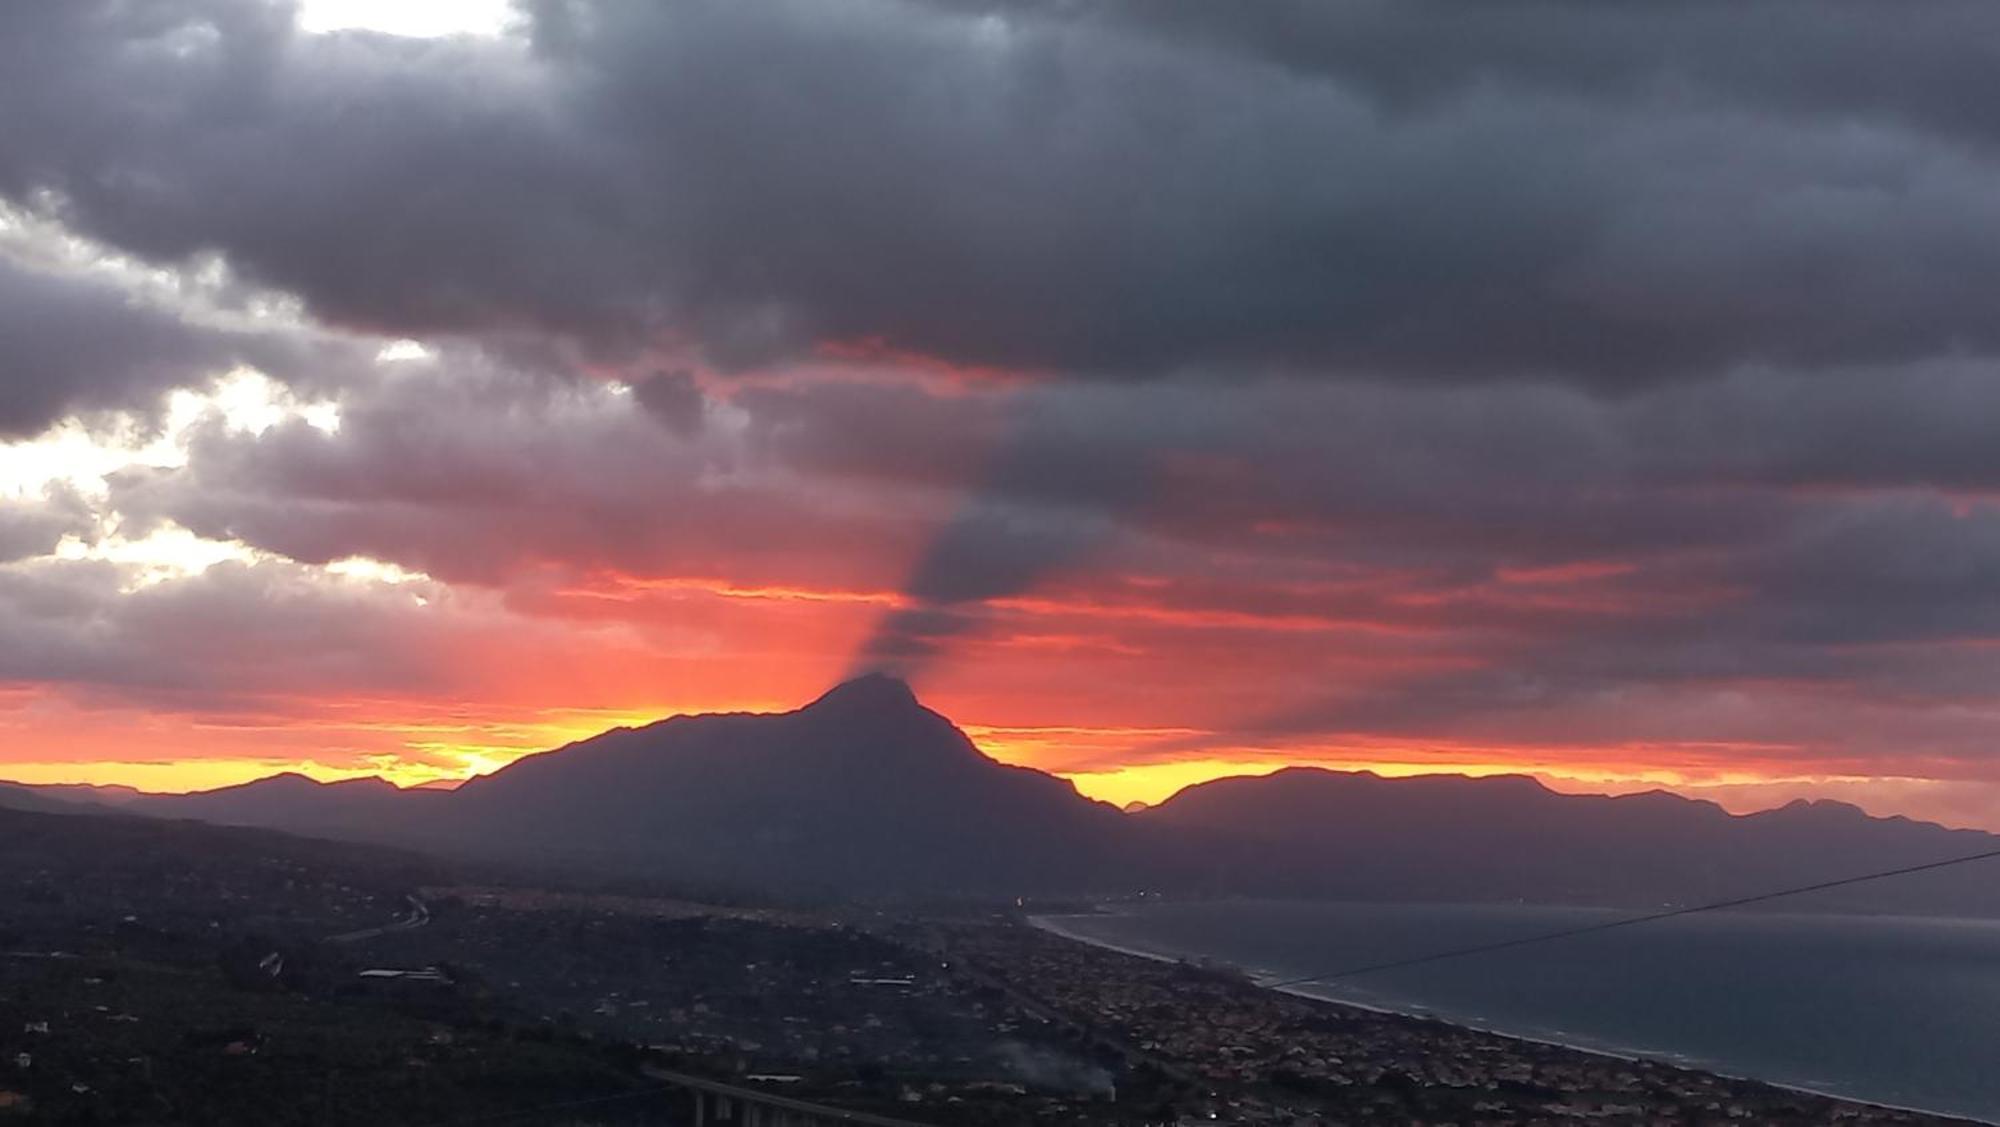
[1266, 844, 2000, 989]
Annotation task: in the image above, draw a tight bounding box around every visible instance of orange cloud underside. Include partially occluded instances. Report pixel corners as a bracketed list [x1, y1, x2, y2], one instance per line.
[2, 567, 1992, 831]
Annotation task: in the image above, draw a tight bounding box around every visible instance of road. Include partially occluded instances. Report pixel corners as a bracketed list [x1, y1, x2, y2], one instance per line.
[640, 1067, 939, 1127]
[325, 894, 430, 945]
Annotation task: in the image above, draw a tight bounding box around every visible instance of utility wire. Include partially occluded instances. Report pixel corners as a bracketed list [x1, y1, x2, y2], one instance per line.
[1266, 845, 2000, 989]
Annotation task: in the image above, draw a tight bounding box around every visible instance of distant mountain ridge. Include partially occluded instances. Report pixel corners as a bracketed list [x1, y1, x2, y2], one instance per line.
[0, 781, 89, 816]
[19, 678, 2000, 912]
[426, 674, 1129, 893]
[1136, 766, 2000, 914]
[48, 675, 1125, 897]
[138, 772, 447, 841]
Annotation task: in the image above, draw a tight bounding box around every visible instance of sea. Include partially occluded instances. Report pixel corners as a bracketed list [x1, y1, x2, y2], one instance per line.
[1038, 900, 2000, 1123]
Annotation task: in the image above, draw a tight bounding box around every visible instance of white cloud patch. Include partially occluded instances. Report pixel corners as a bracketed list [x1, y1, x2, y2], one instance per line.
[297, 0, 516, 39]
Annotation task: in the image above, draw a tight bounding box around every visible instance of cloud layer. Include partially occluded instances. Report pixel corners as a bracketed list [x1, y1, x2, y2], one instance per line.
[11, 0, 2000, 386]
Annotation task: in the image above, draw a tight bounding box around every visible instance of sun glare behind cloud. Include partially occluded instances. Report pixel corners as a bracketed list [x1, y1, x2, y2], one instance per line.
[297, 0, 515, 39]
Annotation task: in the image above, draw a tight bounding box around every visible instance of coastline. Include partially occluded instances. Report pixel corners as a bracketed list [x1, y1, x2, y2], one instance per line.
[1028, 910, 1996, 1126]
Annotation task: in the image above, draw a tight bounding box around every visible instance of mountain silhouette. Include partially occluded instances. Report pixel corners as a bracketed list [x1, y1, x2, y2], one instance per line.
[135, 773, 445, 840]
[1139, 767, 2000, 914]
[85, 675, 1117, 896]
[430, 673, 1127, 894]
[0, 781, 88, 815]
[23, 681, 2000, 911]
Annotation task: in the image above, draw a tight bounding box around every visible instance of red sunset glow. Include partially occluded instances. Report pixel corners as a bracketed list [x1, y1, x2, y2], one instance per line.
[5, 498, 1995, 831]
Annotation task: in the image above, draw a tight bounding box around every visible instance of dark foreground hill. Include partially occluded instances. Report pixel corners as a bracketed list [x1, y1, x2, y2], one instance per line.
[0, 803, 684, 1126]
[23, 677, 2000, 912]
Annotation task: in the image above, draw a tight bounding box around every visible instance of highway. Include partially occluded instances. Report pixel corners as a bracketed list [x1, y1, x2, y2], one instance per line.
[325, 894, 430, 945]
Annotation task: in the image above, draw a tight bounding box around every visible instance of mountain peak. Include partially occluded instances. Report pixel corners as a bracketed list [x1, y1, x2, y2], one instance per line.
[805, 673, 922, 714]
[1767, 797, 1872, 823]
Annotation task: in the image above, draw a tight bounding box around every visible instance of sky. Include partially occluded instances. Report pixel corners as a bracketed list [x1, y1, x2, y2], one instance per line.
[5, 1, 2000, 828]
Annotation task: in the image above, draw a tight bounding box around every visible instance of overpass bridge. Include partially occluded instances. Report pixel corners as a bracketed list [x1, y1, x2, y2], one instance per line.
[642, 1068, 937, 1127]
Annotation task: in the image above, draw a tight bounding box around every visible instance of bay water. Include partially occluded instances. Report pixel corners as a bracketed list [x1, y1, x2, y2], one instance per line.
[1043, 900, 2000, 1122]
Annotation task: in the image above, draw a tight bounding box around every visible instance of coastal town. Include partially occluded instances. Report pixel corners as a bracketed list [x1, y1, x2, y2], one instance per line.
[2, 803, 1982, 1125]
[919, 918, 1966, 1125]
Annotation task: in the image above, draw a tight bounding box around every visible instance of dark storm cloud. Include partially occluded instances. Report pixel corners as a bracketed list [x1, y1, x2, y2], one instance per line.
[850, 483, 1133, 674]
[114, 364, 2000, 647]
[1002, 0, 2000, 146]
[631, 370, 707, 438]
[0, 257, 233, 436]
[0, 556, 450, 704]
[0, 490, 91, 564]
[846, 385, 1163, 672]
[1147, 486, 2000, 758]
[117, 363, 2000, 635]
[1627, 362, 2000, 493]
[0, 216, 383, 436]
[9, 0, 2000, 387]
[105, 357, 957, 593]
[804, 373, 2000, 717]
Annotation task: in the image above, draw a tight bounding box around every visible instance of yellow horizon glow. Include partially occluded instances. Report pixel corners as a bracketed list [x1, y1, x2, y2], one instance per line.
[0, 758, 437, 794]
[0, 743, 1917, 819]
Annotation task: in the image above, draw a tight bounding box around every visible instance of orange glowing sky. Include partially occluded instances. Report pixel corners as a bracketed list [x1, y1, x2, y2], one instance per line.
[4, 499, 1996, 833]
